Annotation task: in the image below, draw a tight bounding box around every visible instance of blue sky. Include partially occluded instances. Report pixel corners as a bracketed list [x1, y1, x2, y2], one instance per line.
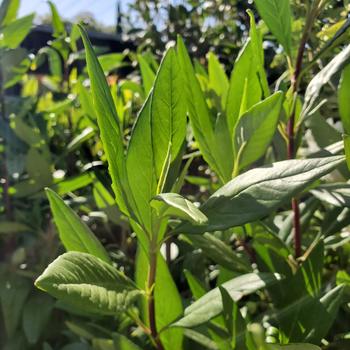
[18, 0, 131, 26]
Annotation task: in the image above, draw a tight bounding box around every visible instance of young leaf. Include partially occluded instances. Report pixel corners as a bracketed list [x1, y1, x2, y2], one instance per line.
[78, 24, 132, 216]
[177, 156, 344, 234]
[0, 14, 34, 49]
[151, 47, 186, 179]
[226, 13, 269, 134]
[0, 0, 19, 25]
[338, 64, 350, 133]
[138, 54, 156, 96]
[208, 52, 229, 108]
[254, 0, 292, 56]
[35, 252, 141, 315]
[171, 273, 282, 328]
[48, 1, 66, 38]
[233, 92, 283, 171]
[46, 188, 111, 264]
[151, 193, 208, 224]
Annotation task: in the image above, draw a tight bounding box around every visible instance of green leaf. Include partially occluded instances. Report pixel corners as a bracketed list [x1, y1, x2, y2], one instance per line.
[138, 54, 156, 96]
[0, 275, 31, 337]
[126, 94, 156, 232]
[172, 273, 282, 328]
[184, 269, 207, 300]
[254, 0, 292, 56]
[0, 14, 34, 49]
[226, 13, 269, 134]
[344, 134, 350, 171]
[208, 52, 229, 108]
[78, 24, 131, 216]
[303, 44, 350, 119]
[35, 252, 140, 315]
[46, 188, 111, 264]
[113, 333, 143, 350]
[338, 64, 350, 134]
[151, 47, 186, 179]
[22, 293, 53, 344]
[0, 221, 31, 234]
[98, 53, 125, 73]
[0, 0, 19, 25]
[177, 156, 344, 234]
[311, 183, 350, 207]
[177, 36, 232, 182]
[135, 246, 183, 350]
[233, 92, 283, 171]
[48, 1, 66, 38]
[182, 233, 251, 273]
[151, 193, 208, 224]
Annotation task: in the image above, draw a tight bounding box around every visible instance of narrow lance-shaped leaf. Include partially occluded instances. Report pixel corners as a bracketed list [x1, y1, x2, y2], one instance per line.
[46, 188, 111, 264]
[0, 0, 19, 25]
[233, 91, 283, 171]
[151, 47, 186, 180]
[171, 273, 282, 328]
[138, 54, 156, 96]
[35, 252, 141, 315]
[48, 1, 66, 38]
[254, 0, 292, 57]
[126, 95, 156, 232]
[176, 156, 344, 234]
[78, 25, 132, 216]
[177, 36, 232, 182]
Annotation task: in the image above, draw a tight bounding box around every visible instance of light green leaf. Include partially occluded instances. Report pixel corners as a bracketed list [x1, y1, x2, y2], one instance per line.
[0, 221, 31, 234]
[78, 24, 131, 216]
[35, 252, 140, 315]
[98, 53, 125, 73]
[151, 47, 186, 179]
[182, 233, 251, 273]
[48, 1, 66, 38]
[177, 156, 344, 234]
[177, 36, 232, 182]
[338, 64, 350, 134]
[138, 54, 156, 96]
[46, 188, 111, 264]
[254, 0, 292, 56]
[151, 193, 207, 224]
[208, 52, 229, 108]
[184, 270, 207, 300]
[0, 14, 34, 49]
[344, 134, 350, 171]
[233, 92, 283, 171]
[67, 127, 95, 152]
[226, 13, 269, 134]
[126, 94, 156, 232]
[113, 333, 143, 350]
[172, 273, 282, 328]
[0, 0, 19, 25]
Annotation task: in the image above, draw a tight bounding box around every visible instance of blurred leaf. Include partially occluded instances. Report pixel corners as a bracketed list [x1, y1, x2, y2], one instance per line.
[254, 0, 292, 56]
[138, 53, 156, 95]
[338, 64, 350, 134]
[0, 14, 34, 49]
[48, 1, 66, 38]
[0, 0, 19, 25]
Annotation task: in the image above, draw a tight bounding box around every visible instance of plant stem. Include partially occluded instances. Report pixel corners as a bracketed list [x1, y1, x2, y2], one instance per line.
[147, 240, 164, 350]
[287, 2, 319, 257]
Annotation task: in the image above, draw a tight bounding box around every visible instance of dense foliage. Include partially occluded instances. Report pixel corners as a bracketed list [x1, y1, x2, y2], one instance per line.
[0, 0, 350, 350]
